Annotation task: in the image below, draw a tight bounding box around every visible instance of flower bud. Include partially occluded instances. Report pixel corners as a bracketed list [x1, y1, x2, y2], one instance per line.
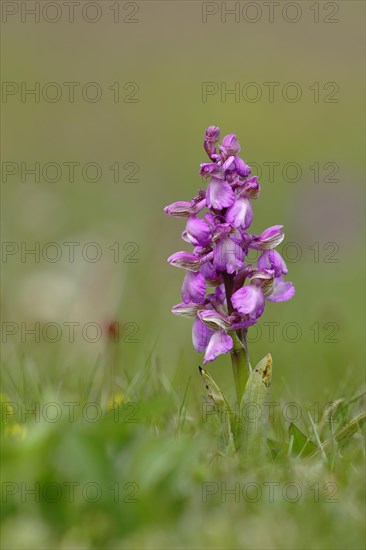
[204, 127, 221, 159]
[220, 134, 241, 156]
[205, 126, 220, 143]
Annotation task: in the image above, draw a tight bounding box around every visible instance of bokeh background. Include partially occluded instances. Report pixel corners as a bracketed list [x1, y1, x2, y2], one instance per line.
[1, 1, 365, 548]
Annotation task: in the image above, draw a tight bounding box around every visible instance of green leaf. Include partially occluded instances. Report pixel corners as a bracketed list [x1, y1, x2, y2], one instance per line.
[288, 423, 318, 457]
[307, 411, 366, 459]
[333, 411, 366, 446]
[199, 366, 231, 409]
[239, 353, 272, 460]
[317, 398, 345, 434]
[199, 366, 235, 449]
[267, 438, 288, 460]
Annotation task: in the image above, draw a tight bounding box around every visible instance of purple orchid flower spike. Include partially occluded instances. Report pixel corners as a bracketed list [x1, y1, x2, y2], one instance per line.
[164, 126, 295, 401]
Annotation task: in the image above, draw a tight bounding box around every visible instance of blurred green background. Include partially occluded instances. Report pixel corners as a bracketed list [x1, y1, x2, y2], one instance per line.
[1, 1, 365, 548]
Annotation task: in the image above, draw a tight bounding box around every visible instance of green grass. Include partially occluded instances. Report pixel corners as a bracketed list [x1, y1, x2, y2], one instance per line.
[1, 348, 365, 550]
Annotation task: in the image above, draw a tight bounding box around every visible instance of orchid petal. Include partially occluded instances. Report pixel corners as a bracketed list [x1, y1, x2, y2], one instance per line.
[225, 197, 253, 230]
[164, 198, 206, 217]
[185, 216, 212, 246]
[167, 251, 201, 272]
[231, 285, 265, 319]
[213, 236, 244, 274]
[267, 278, 295, 302]
[181, 271, 206, 304]
[172, 302, 202, 318]
[198, 309, 232, 331]
[258, 250, 288, 277]
[192, 317, 214, 352]
[206, 177, 235, 210]
[203, 331, 233, 364]
[234, 157, 251, 177]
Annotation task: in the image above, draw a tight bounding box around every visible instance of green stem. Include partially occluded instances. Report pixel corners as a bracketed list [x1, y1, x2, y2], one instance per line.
[223, 273, 251, 403]
[231, 332, 250, 403]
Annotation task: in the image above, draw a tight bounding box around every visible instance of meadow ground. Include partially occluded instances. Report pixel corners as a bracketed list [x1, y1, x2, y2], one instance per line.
[1, 333, 365, 548]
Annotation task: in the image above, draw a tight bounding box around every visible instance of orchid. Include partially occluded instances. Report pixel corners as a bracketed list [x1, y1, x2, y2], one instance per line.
[164, 126, 295, 403]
